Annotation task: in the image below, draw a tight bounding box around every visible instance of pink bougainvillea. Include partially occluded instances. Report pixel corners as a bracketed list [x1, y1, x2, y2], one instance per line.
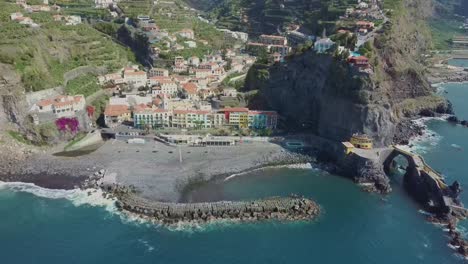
[55, 117, 79, 134]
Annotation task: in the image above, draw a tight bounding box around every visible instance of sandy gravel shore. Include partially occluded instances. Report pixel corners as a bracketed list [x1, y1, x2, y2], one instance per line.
[0, 138, 309, 202]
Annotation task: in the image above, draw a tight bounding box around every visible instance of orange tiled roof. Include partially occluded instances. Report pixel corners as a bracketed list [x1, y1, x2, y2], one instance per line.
[182, 83, 198, 94]
[104, 105, 130, 116]
[125, 71, 146, 76]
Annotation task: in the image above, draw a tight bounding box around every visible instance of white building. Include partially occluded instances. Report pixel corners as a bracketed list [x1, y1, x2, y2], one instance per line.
[314, 38, 335, 53]
[95, 0, 114, 8]
[188, 56, 200, 67]
[194, 69, 212, 79]
[177, 29, 195, 39]
[184, 41, 197, 48]
[149, 68, 169, 77]
[124, 70, 147, 88]
[65, 15, 82, 26]
[10, 12, 23, 21]
[31, 95, 86, 118]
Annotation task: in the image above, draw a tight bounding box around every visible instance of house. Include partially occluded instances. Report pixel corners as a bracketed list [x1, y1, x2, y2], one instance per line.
[172, 64, 188, 73]
[204, 54, 223, 63]
[225, 49, 236, 58]
[182, 83, 199, 100]
[195, 69, 212, 79]
[199, 62, 219, 71]
[31, 95, 86, 119]
[158, 80, 179, 96]
[248, 110, 278, 129]
[212, 67, 226, 77]
[124, 70, 147, 88]
[65, 15, 82, 26]
[177, 29, 195, 39]
[174, 56, 185, 66]
[198, 89, 212, 100]
[173, 43, 185, 51]
[173, 75, 190, 85]
[219, 29, 249, 42]
[219, 107, 250, 128]
[188, 56, 200, 67]
[104, 105, 131, 127]
[230, 62, 244, 73]
[95, 0, 114, 8]
[184, 41, 197, 48]
[19, 17, 37, 27]
[357, 2, 369, 9]
[10, 12, 23, 21]
[149, 68, 169, 77]
[356, 21, 375, 29]
[101, 73, 125, 85]
[172, 110, 212, 129]
[134, 108, 172, 128]
[259, 34, 288, 46]
[190, 78, 209, 89]
[314, 38, 335, 53]
[148, 76, 171, 86]
[348, 56, 370, 68]
[223, 88, 237, 97]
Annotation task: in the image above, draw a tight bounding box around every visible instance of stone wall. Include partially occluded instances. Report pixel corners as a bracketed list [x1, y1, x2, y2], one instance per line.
[113, 192, 319, 225]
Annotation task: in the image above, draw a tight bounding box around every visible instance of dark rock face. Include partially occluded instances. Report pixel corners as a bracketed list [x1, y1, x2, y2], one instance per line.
[357, 160, 392, 193]
[244, 0, 447, 147]
[247, 53, 399, 147]
[393, 120, 425, 145]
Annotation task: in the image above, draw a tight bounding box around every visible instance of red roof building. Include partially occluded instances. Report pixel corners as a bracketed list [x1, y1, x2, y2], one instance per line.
[348, 56, 369, 67]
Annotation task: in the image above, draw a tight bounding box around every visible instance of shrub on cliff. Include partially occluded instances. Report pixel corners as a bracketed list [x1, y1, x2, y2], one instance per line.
[55, 117, 80, 134]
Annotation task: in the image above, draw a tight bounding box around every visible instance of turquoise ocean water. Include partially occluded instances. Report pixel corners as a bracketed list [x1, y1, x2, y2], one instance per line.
[448, 59, 468, 68]
[1, 83, 468, 264]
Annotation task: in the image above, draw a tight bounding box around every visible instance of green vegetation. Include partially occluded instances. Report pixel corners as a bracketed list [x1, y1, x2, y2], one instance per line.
[64, 132, 87, 150]
[358, 41, 374, 58]
[7, 130, 33, 145]
[65, 74, 101, 97]
[430, 18, 464, 50]
[91, 94, 109, 120]
[0, 1, 133, 92]
[119, 0, 152, 18]
[196, 0, 358, 35]
[221, 72, 244, 85]
[383, 0, 403, 11]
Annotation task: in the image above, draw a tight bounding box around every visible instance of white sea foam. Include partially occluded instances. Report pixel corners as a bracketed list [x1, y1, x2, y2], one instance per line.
[137, 239, 155, 252]
[418, 209, 433, 216]
[224, 163, 314, 182]
[0, 181, 118, 214]
[398, 117, 445, 155]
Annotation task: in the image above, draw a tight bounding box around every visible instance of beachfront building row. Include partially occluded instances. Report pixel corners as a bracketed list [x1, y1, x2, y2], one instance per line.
[130, 107, 278, 130]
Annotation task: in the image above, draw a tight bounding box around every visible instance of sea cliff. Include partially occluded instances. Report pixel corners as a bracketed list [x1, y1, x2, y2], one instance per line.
[245, 0, 451, 147]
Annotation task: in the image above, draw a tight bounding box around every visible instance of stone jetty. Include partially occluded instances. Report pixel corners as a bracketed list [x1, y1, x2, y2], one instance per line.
[114, 193, 320, 225]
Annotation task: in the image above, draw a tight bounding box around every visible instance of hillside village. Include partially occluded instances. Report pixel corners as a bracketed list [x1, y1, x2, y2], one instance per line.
[6, 0, 391, 142]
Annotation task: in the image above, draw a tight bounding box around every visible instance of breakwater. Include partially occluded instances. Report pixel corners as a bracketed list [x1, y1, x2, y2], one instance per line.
[114, 193, 319, 225]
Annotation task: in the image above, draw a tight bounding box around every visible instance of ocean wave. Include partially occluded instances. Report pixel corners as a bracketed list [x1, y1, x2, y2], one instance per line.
[137, 239, 156, 252]
[398, 118, 445, 155]
[224, 163, 314, 182]
[0, 181, 117, 214]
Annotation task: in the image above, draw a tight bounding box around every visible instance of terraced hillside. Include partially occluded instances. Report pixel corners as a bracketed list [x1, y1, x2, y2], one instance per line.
[188, 0, 358, 36]
[0, 1, 134, 92]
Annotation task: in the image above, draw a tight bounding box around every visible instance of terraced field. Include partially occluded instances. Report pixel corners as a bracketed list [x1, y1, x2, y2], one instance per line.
[0, 1, 134, 92]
